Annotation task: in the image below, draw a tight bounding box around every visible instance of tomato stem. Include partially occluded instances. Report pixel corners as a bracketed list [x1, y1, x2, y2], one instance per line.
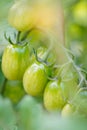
[1, 78, 7, 95]
[33, 47, 55, 67]
[16, 31, 21, 43]
[4, 32, 14, 45]
[20, 27, 35, 41]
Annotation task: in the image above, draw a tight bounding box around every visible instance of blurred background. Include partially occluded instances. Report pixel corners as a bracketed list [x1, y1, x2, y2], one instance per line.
[62, 0, 87, 71]
[0, 0, 87, 130]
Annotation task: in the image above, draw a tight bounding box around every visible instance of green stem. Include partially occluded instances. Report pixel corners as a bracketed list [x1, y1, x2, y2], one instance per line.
[16, 31, 21, 43]
[65, 48, 87, 88]
[21, 28, 35, 41]
[42, 47, 52, 62]
[1, 78, 7, 95]
[56, 61, 72, 77]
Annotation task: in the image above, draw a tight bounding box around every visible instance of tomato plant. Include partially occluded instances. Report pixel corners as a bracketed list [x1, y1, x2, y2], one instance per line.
[0, 0, 87, 122]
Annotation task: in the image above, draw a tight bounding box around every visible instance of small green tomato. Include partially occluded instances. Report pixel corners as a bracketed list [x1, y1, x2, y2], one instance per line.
[61, 104, 74, 118]
[23, 62, 48, 96]
[44, 80, 65, 111]
[2, 44, 30, 80]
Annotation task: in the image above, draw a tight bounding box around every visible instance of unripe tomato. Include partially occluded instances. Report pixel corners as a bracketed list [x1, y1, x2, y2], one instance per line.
[8, 0, 64, 41]
[60, 64, 78, 100]
[2, 44, 30, 80]
[61, 104, 74, 118]
[3, 80, 25, 104]
[8, 0, 37, 31]
[23, 62, 48, 96]
[74, 90, 87, 115]
[60, 79, 78, 101]
[44, 80, 65, 111]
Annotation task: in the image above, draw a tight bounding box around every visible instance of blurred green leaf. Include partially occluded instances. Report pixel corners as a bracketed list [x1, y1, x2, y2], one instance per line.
[0, 96, 17, 129]
[17, 95, 44, 130]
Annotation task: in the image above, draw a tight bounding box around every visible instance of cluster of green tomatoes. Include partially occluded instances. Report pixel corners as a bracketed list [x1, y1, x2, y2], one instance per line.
[1, 0, 87, 118]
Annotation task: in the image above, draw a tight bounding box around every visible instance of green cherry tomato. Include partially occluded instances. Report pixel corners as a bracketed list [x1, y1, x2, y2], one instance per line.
[44, 80, 65, 111]
[61, 104, 74, 118]
[2, 44, 30, 80]
[60, 79, 78, 101]
[60, 64, 78, 100]
[8, 0, 38, 31]
[74, 90, 87, 115]
[3, 80, 25, 104]
[23, 62, 48, 96]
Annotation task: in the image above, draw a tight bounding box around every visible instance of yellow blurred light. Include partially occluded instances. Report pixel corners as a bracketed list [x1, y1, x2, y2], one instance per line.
[36, 5, 58, 28]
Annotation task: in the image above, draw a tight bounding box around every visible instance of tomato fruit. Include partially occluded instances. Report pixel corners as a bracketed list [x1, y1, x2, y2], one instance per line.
[73, 90, 87, 115]
[61, 104, 74, 118]
[44, 80, 65, 111]
[3, 80, 25, 104]
[8, 0, 38, 31]
[60, 79, 78, 101]
[23, 62, 48, 96]
[2, 44, 30, 80]
[60, 64, 78, 100]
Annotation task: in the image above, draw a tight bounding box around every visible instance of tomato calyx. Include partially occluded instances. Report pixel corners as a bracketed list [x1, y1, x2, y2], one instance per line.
[1, 78, 7, 95]
[32, 48, 57, 81]
[4, 31, 29, 46]
[4, 29, 34, 47]
[33, 48, 55, 67]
